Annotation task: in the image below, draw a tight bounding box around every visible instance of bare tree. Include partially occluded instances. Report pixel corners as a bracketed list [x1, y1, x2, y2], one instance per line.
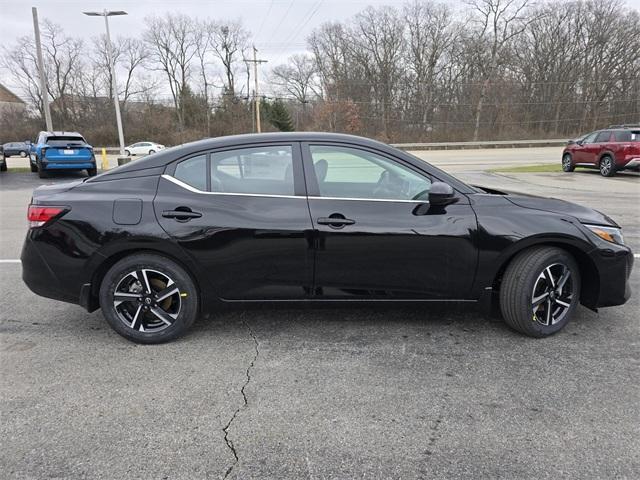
[210, 20, 250, 97]
[144, 13, 198, 127]
[465, 0, 536, 140]
[270, 54, 320, 104]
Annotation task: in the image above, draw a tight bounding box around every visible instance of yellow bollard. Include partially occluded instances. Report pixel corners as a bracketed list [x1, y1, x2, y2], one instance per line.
[101, 147, 108, 171]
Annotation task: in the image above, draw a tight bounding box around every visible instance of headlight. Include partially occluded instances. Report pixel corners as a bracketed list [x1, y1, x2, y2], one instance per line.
[584, 224, 625, 245]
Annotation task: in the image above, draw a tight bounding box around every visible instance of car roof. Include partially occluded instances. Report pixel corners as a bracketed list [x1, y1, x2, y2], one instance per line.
[40, 131, 84, 137]
[100, 132, 401, 175]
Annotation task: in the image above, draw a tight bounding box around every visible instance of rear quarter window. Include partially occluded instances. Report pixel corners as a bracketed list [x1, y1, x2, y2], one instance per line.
[614, 131, 632, 142]
[174, 154, 207, 191]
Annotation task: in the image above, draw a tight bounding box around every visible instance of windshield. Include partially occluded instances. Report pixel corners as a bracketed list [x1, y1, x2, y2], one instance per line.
[45, 136, 86, 147]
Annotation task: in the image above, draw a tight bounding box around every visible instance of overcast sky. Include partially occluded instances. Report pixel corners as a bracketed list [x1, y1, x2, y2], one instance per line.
[1, 0, 639, 98]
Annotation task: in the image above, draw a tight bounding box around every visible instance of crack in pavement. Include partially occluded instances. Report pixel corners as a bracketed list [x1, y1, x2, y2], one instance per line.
[222, 315, 259, 479]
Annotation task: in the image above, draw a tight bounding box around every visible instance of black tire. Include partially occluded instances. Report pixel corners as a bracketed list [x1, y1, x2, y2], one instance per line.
[599, 155, 616, 177]
[19, 151, 27, 157]
[37, 161, 49, 178]
[87, 167, 97, 177]
[561, 153, 574, 172]
[99, 253, 199, 344]
[500, 246, 580, 338]
[148, 149, 155, 155]
[30, 162, 38, 173]
[125, 150, 131, 157]
[0, 162, 7, 172]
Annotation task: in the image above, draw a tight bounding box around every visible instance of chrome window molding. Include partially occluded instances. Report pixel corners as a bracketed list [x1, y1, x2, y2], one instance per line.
[161, 174, 304, 199]
[162, 174, 426, 204]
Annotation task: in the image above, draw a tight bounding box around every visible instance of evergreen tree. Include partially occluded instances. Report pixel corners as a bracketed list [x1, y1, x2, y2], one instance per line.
[264, 99, 294, 132]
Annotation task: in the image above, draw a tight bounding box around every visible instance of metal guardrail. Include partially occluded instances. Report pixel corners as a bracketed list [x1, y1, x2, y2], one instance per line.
[392, 139, 568, 150]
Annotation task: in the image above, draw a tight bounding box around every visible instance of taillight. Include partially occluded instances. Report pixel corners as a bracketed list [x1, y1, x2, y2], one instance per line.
[27, 205, 67, 228]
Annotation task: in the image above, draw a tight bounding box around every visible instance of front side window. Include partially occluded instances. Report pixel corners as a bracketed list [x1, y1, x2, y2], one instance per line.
[309, 145, 431, 201]
[210, 145, 294, 196]
[582, 133, 598, 144]
[174, 154, 207, 191]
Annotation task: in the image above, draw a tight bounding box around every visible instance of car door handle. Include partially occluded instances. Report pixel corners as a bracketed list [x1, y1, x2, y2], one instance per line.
[317, 216, 355, 227]
[162, 209, 202, 221]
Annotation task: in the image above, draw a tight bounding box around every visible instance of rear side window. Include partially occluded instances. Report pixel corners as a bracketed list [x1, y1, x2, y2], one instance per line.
[614, 131, 632, 142]
[595, 131, 612, 143]
[175, 154, 207, 191]
[210, 146, 294, 196]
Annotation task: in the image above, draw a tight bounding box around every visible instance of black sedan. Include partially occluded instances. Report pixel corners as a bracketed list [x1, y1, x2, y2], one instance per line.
[21, 133, 633, 343]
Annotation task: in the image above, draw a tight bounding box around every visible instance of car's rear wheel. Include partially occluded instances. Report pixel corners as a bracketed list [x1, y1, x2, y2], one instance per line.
[37, 160, 48, 178]
[99, 253, 199, 344]
[20, 151, 27, 157]
[500, 246, 580, 337]
[87, 167, 97, 177]
[599, 155, 616, 177]
[30, 162, 38, 173]
[562, 154, 574, 172]
[0, 162, 7, 172]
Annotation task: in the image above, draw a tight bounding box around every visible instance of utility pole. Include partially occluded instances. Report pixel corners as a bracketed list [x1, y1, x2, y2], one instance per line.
[245, 46, 267, 133]
[83, 10, 127, 158]
[32, 7, 52, 131]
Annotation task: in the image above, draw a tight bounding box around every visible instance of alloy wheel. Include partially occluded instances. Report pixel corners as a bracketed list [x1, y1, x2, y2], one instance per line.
[531, 263, 574, 326]
[600, 157, 612, 176]
[113, 269, 181, 332]
[562, 155, 572, 171]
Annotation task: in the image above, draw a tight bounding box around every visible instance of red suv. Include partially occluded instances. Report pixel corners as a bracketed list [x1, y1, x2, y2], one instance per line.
[562, 125, 640, 177]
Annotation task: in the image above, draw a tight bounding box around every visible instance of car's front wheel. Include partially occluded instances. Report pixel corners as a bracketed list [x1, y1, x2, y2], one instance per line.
[500, 246, 580, 337]
[30, 162, 38, 173]
[148, 149, 155, 155]
[125, 149, 131, 157]
[99, 253, 199, 344]
[599, 155, 616, 177]
[20, 150, 27, 157]
[562, 154, 574, 172]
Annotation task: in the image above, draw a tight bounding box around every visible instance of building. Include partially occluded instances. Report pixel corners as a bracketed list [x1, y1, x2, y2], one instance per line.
[0, 83, 26, 115]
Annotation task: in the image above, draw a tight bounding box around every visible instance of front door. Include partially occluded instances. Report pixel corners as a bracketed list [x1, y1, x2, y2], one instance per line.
[575, 132, 600, 164]
[302, 143, 478, 299]
[154, 143, 314, 300]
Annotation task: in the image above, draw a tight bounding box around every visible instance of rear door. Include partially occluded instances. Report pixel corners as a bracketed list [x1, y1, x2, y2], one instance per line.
[154, 142, 314, 300]
[302, 143, 478, 299]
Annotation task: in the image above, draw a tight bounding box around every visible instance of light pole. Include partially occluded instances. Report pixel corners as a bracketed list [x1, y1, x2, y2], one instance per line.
[83, 10, 127, 158]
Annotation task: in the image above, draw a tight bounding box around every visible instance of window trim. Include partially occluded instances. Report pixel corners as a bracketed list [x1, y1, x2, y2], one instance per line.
[161, 174, 306, 199]
[166, 142, 306, 197]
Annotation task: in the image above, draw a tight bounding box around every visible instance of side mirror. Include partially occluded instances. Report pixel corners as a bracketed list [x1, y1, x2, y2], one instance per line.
[428, 182, 458, 206]
[567, 139, 575, 145]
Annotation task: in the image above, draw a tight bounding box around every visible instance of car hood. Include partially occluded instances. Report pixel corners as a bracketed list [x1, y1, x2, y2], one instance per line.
[505, 193, 618, 227]
[473, 185, 617, 226]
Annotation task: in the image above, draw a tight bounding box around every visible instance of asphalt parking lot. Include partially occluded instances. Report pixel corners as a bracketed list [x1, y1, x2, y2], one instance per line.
[1, 150, 639, 479]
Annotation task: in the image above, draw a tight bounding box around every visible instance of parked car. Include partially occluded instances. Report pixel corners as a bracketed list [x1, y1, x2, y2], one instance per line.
[0, 144, 6, 172]
[125, 141, 165, 157]
[562, 125, 640, 176]
[21, 133, 633, 344]
[30, 131, 96, 178]
[2, 141, 30, 157]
